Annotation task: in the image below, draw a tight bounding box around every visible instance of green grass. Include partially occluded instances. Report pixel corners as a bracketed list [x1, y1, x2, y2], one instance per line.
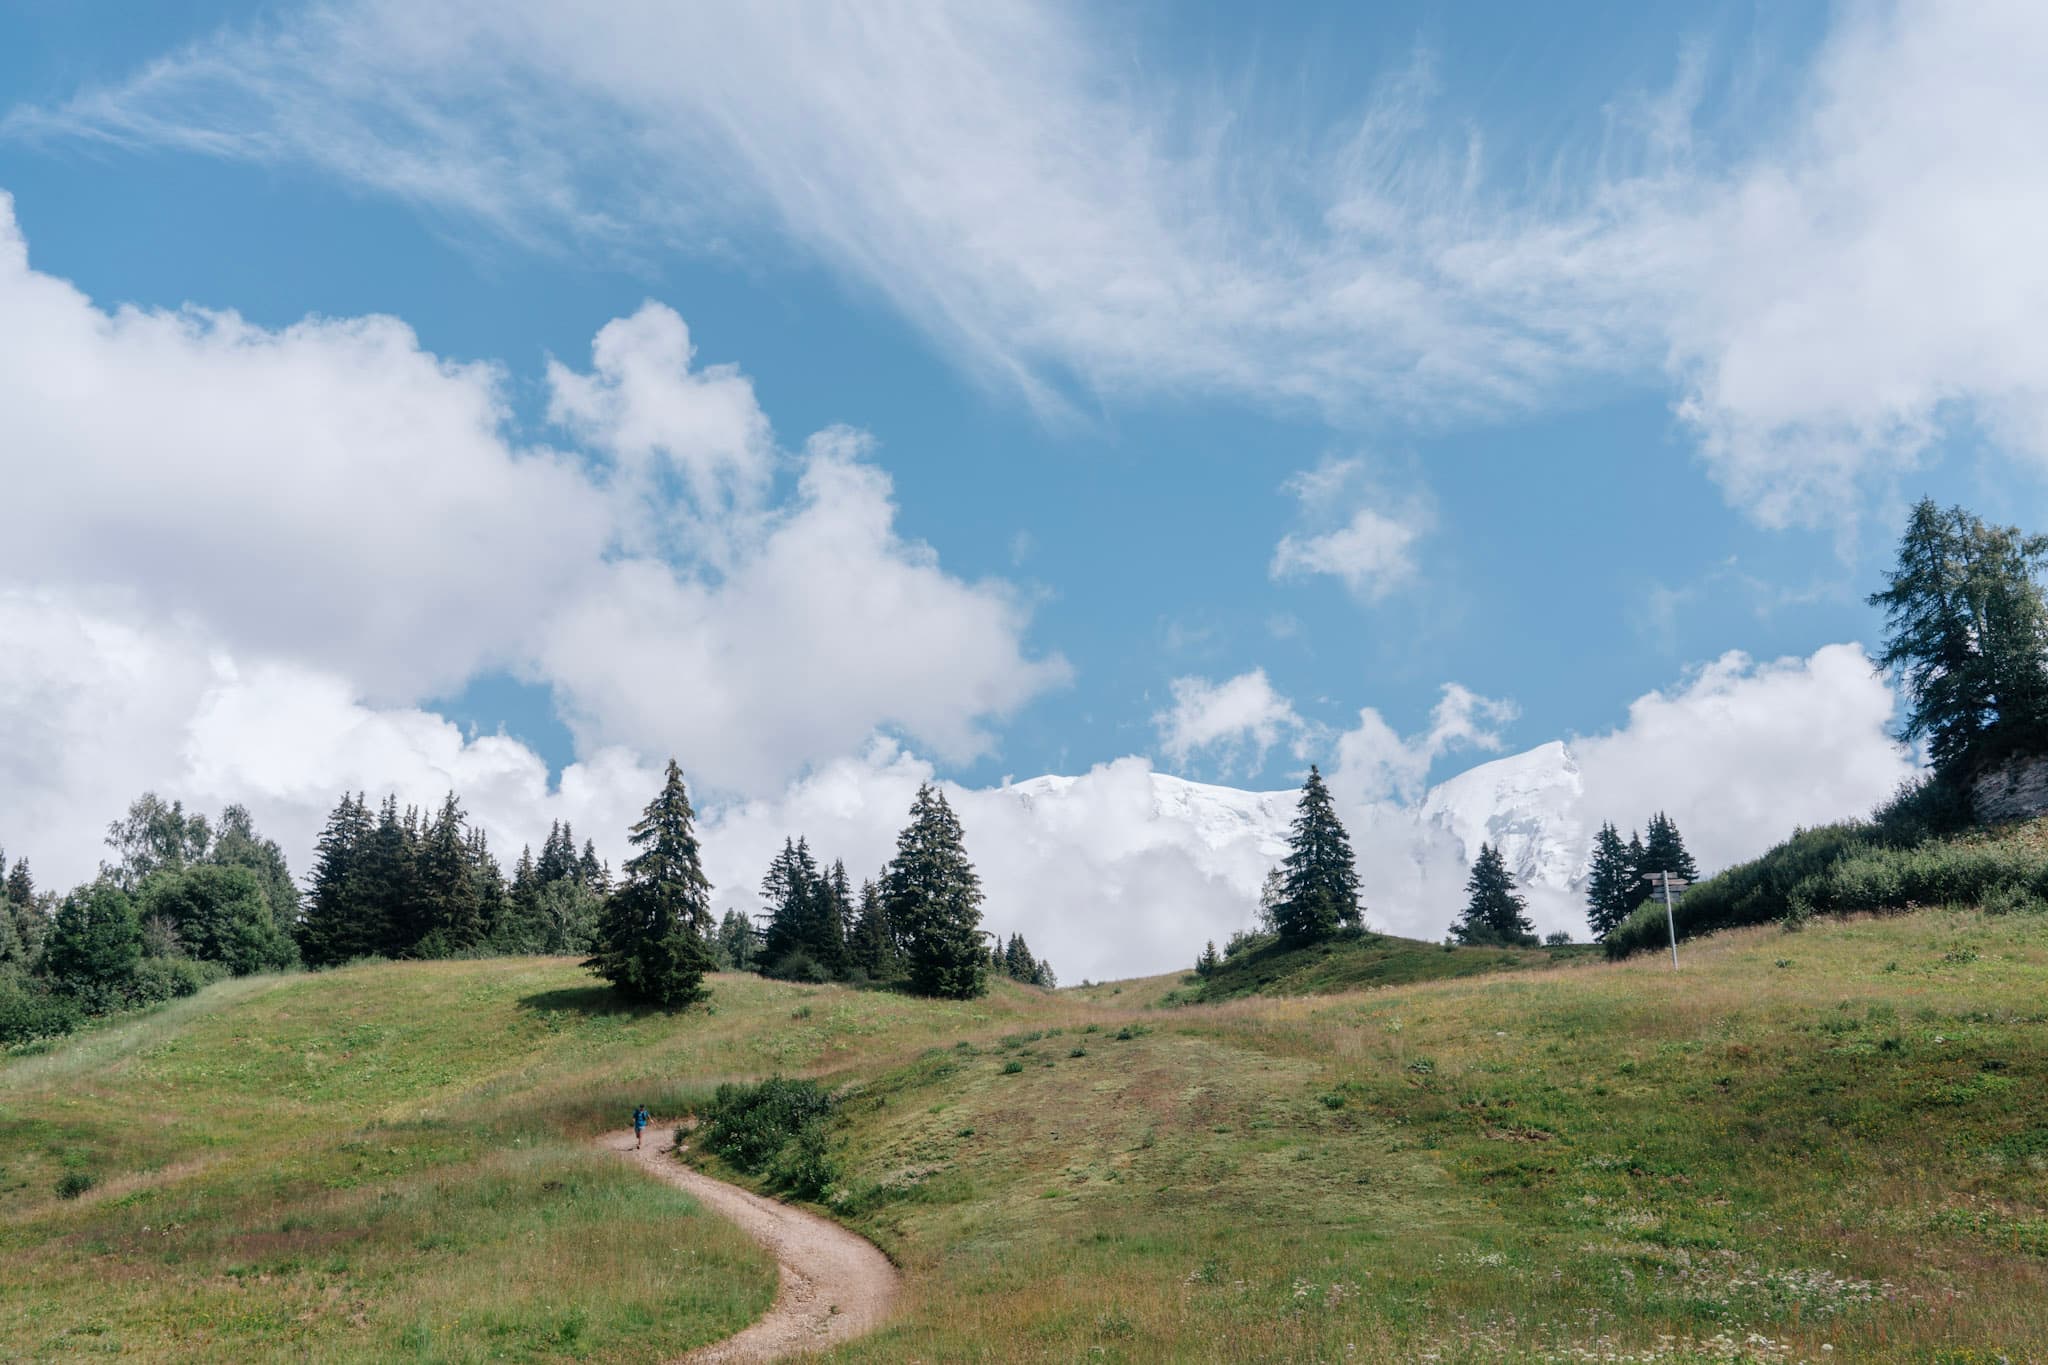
[6, 912, 2047, 1361]
[1171, 929, 1597, 1004]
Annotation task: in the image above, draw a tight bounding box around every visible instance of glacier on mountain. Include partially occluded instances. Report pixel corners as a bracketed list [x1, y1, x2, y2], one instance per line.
[984, 740, 1591, 959]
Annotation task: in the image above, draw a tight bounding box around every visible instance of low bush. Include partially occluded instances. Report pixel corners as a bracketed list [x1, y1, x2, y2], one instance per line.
[1607, 820, 2048, 959]
[698, 1077, 839, 1199]
[128, 955, 229, 1006]
[0, 973, 81, 1046]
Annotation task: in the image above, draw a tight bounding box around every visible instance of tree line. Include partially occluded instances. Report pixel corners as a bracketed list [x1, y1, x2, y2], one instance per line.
[583, 765, 1040, 1005]
[298, 794, 610, 966]
[2, 798, 302, 1042]
[3, 762, 1046, 1042]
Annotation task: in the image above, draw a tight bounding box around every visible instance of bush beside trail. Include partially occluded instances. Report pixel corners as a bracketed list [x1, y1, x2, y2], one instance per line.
[696, 1077, 840, 1200]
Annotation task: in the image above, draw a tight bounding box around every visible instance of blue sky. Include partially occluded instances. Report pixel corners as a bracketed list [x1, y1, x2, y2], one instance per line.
[2, 2, 2044, 969]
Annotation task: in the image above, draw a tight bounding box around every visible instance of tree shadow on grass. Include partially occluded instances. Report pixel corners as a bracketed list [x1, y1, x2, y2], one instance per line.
[517, 985, 658, 1018]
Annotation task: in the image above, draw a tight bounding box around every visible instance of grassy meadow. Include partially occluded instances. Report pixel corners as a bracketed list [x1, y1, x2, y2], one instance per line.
[4, 907, 2046, 1361]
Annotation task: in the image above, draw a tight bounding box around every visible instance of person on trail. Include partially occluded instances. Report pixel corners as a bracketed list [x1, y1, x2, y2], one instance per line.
[633, 1105, 650, 1149]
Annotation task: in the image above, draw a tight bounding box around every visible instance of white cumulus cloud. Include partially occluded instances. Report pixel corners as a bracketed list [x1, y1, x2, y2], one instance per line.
[1153, 669, 1307, 774]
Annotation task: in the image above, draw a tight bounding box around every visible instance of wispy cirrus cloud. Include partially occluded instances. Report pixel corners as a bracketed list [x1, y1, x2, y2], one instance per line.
[9, 2, 2048, 525]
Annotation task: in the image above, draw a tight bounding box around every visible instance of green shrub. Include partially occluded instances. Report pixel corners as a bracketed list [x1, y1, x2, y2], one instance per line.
[1001, 1059, 1024, 1075]
[129, 955, 228, 1006]
[0, 973, 81, 1046]
[698, 1077, 838, 1198]
[1608, 818, 2048, 959]
[1983, 883, 2048, 916]
[55, 1171, 95, 1200]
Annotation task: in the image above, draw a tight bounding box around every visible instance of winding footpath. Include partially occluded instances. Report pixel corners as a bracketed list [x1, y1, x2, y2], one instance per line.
[596, 1128, 902, 1362]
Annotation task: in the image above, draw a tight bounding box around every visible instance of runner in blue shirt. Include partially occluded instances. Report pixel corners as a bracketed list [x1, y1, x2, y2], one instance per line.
[633, 1105, 650, 1149]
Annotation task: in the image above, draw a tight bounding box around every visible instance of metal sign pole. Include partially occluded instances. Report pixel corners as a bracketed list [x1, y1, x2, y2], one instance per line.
[1661, 873, 1679, 970]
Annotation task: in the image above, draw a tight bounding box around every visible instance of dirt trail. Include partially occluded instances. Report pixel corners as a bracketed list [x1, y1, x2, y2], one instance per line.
[596, 1128, 902, 1362]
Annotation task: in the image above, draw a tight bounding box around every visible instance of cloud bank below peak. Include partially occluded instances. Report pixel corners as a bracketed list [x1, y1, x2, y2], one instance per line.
[14, 3, 2048, 520]
[1, 582, 1914, 985]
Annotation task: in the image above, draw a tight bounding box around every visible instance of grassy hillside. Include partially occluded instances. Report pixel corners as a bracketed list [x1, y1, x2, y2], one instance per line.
[6, 909, 2047, 1361]
[1608, 811, 2048, 959]
[1172, 929, 1597, 1004]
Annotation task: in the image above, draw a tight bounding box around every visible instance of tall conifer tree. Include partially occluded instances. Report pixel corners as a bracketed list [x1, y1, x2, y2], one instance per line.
[587, 760, 716, 1007]
[1584, 822, 1638, 940]
[1275, 766, 1363, 943]
[1451, 843, 1537, 946]
[848, 877, 897, 980]
[883, 783, 987, 999]
[1639, 812, 1699, 883]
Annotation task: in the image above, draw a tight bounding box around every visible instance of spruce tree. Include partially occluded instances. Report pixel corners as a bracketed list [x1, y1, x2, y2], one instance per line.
[414, 794, 484, 955]
[6, 856, 34, 909]
[847, 878, 897, 981]
[1451, 843, 1537, 946]
[537, 821, 578, 886]
[817, 859, 853, 978]
[1639, 812, 1699, 882]
[716, 908, 757, 971]
[577, 839, 606, 891]
[1275, 766, 1363, 944]
[1584, 822, 1638, 940]
[467, 827, 507, 946]
[758, 838, 816, 972]
[586, 760, 716, 1007]
[883, 783, 987, 999]
[497, 845, 544, 952]
[357, 796, 423, 958]
[1195, 940, 1221, 977]
[299, 793, 372, 967]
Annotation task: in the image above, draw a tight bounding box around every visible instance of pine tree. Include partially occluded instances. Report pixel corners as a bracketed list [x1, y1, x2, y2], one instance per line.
[883, 783, 987, 999]
[758, 838, 816, 972]
[1639, 812, 1699, 883]
[1195, 940, 1221, 977]
[586, 760, 716, 1007]
[357, 796, 423, 958]
[1451, 843, 1537, 946]
[847, 878, 897, 981]
[817, 859, 853, 978]
[1275, 766, 1363, 944]
[415, 794, 484, 955]
[715, 908, 757, 971]
[1872, 498, 2048, 777]
[494, 844, 542, 952]
[577, 839, 606, 891]
[1584, 822, 1639, 940]
[467, 826, 507, 945]
[299, 793, 371, 967]
[6, 856, 34, 909]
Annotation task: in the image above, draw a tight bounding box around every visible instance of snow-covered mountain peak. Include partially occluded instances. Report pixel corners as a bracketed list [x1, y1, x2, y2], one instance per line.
[1418, 740, 1585, 892]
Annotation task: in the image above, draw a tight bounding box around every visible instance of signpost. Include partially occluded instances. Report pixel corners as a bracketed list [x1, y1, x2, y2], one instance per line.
[1644, 871, 1690, 969]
